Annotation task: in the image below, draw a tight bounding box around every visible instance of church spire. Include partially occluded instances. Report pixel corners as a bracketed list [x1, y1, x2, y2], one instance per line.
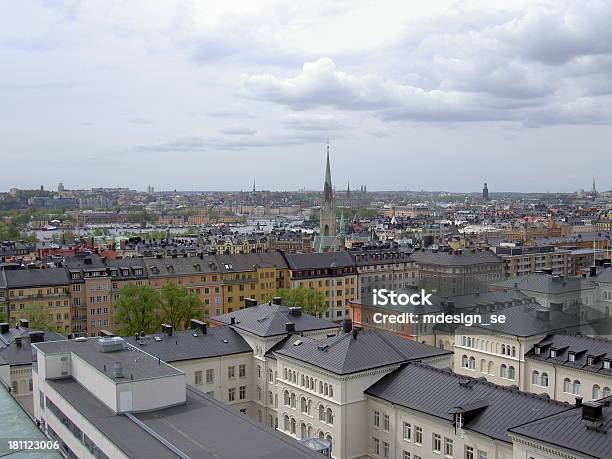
[324, 141, 333, 203]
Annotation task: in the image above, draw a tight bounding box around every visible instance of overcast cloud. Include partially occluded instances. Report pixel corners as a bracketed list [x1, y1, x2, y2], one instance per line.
[1, 0, 611, 192]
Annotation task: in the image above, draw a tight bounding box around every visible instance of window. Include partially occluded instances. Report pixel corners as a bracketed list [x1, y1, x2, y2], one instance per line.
[373, 410, 380, 427]
[593, 385, 601, 400]
[402, 422, 411, 441]
[532, 370, 540, 385]
[206, 369, 214, 384]
[195, 370, 202, 385]
[508, 366, 516, 380]
[465, 446, 474, 459]
[373, 438, 380, 455]
[326, 408, 334, 425]
[415, 426, 423, 445]
[433, 433, 441, 453]
[444, 438, 453, 457]
[228, 388, 235, 402]
[228, 366, 235, 379]
[383, 413, 390, 431]
[319, 404, 325, 421]
[403, 451, 411, 459]
[477, 451, 487, 459]
[383, 441, 389, 458]
[239, 364, 246, 378]
[541, 372, 549, 387]
[239, 386, 246, 400]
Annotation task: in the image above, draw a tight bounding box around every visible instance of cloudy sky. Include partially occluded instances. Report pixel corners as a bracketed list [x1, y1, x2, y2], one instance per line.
[1, 0, 611, 192]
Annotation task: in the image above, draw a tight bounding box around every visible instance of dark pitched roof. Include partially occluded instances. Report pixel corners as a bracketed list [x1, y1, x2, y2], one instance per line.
[123, 326, 252, 362]
[365, 362, 570, 444]
[509, 397, 612, 459]
[274, 330, 451, 375]
[527, 334, 612, 376]
[4, 268, 70, 288]
[492, 272, 596, 294]
[410, 249, 502, 266]
[592, 266, 612, 284]
[350, 249, 411, 267]
[143, 255, 221, 277]
[0, 327, 65, 366]
[469, 304, 593, 337]
[211, 303, 339, 337]
[284, 251, 355, 270]
[216, 251, 288, 272]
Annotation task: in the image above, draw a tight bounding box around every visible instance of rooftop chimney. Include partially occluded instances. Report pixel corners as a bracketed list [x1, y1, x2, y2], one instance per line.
[18, 318, 29, 328]
[590, 266, 597, 277]
[230, 317, 236, 325]
[342, 318, 353, 333]
[0, 323, 9, 334]
[352, 328, 359, 340]
[288, 307, 302, 317]
[535, 309, 550, 321]
[581, 401, 603, 421]
[28, 331, 45, 343]
[272, 296, 283, 305]
[244, 298, 258, 308]
[285, 322, 296, 333]
[190, 319, 207, 334]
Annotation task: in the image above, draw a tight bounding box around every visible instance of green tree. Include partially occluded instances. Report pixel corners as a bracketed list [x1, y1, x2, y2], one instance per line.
[22, 303, 60, 333]
[113, 284, 161, 336]
[270, 286, 328, 317]
[158, 283, 204, 330]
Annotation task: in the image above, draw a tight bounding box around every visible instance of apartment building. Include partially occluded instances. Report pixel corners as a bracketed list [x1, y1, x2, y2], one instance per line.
[143, 254, 223, 317]
[0, 320, 63, 415]
[285, 251, 358, 320]
[410, 249, 503, 296]
[32, 336, 321, 459]
[524, 334, 612, 404]
[350, 247, 416, 300]
[451, 304, 594, 393]
[492, 245, 571, 277]
[4, 268, 71, 333]
[365, 362, 571, 459]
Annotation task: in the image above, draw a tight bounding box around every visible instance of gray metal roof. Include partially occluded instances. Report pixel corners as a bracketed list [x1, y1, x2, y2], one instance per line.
[509, 397, 612, 459]
[365, 362, 571, 444]
[4, 268, 70, 288]
[410, 249, 502, 266]
[469, 304, 593, 337]
[143, 255, 222, 277]
[492, 272, 596, 294]
[592, 266, 612, 284]
[284, 251, 355, 270]
[123, 326, 252, 362]
[274, 330, 451, 375]
[527, 334, 612, 376]
[0, 328, 65, 366]
[211, 303, 339, 337]
[34, 338, 182, 381]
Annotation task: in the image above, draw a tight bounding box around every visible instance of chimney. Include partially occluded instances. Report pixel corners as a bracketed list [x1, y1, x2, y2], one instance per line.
[272, 296, 283, 305]
[575, 396, 583, 407]
[244, 298, 258, 308]
[99, 330, 114, 337]
[18, 318, 29, 328]
[15, 336, 22, 348]
[285, 322, 295, 333]
[28, 331, 45, 343]
[289, 307, 302, 317]
[581, 401, 603, 421]
[352, 328, 359, 339]
[550, 302, 563, 312]
[590, 266, 597, 277]
[604, 262, 612, 269]
[342, 318, 352, 333]
[535, 309, 550, 321]
[230, 317, 236, 325]
[190, 319, 207, 334]
[0, 323, 9, 334]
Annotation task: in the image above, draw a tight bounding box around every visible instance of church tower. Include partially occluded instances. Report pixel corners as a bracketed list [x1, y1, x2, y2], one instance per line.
[320, 142, 337, 237]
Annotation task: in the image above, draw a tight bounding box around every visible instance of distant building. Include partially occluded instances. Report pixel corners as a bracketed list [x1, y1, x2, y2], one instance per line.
[482, 182, 489, 201]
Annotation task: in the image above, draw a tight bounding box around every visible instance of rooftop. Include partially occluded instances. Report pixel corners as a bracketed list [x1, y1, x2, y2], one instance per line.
[410, 249, 502, 266]
[366, 362, 571, 444]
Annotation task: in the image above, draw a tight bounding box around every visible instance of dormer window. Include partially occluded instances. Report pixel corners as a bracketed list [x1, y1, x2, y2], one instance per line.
[586, 355, 594, 366]
[534, 346, 541, 355]
[602, 359, 610, 370]
[550, 349, 557, 358]
[568, 352, 576, 362]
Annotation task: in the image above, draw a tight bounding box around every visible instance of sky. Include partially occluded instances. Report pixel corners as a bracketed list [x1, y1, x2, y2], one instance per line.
[1, 0, 611, 193]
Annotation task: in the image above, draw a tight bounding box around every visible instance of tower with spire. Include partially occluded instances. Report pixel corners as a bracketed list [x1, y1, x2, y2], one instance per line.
[592, 177, 597, 200]
[320, 142, 337, 238]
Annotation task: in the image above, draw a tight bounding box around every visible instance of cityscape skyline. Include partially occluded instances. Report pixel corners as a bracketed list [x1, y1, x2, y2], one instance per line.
[2, 0, 612, 192]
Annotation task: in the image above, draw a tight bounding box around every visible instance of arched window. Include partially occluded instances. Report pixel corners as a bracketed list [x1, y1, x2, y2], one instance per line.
[541, 372, 549, 387]
[573, 380, 581, 395]
[300, 422, 307, 439]
[532, 370, 540, 385]
[487, 361, 494, 374]
[501, 344, 506, 355]
[290, 392, 296, 408]
[318, 431, 324, 439]
[329, 385, 334, 397]
[283, 390, 289, 406]
[511, 346, 517, 357]
[439, 340, 444, 349]
[326, 434, 332, 443]
[480, 359, 486, 372]
[496, 343, 500, 353]
[307, 399, 312, 415]
[284, 368, 288, 380]
[563, 378, 572, 393]
[324, 383, 329, 396]
[593, 385, 601, 400]
[500, 364, 507, 378]
[308, 425, 313, 437]
[319, 381, 323, 393]
[301, 374, 305, 386]
[290, 418, 296, 434]
[508, 366, 516, 380]
[283, 414, 289, 431]
[469, 356, 475, 370]
[462, 355, 468, 368]
[301, 397, 307, 413]
[326, 408, 334, 425]
[318, 404, 325, 421]
[603, 387, 611, 397]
